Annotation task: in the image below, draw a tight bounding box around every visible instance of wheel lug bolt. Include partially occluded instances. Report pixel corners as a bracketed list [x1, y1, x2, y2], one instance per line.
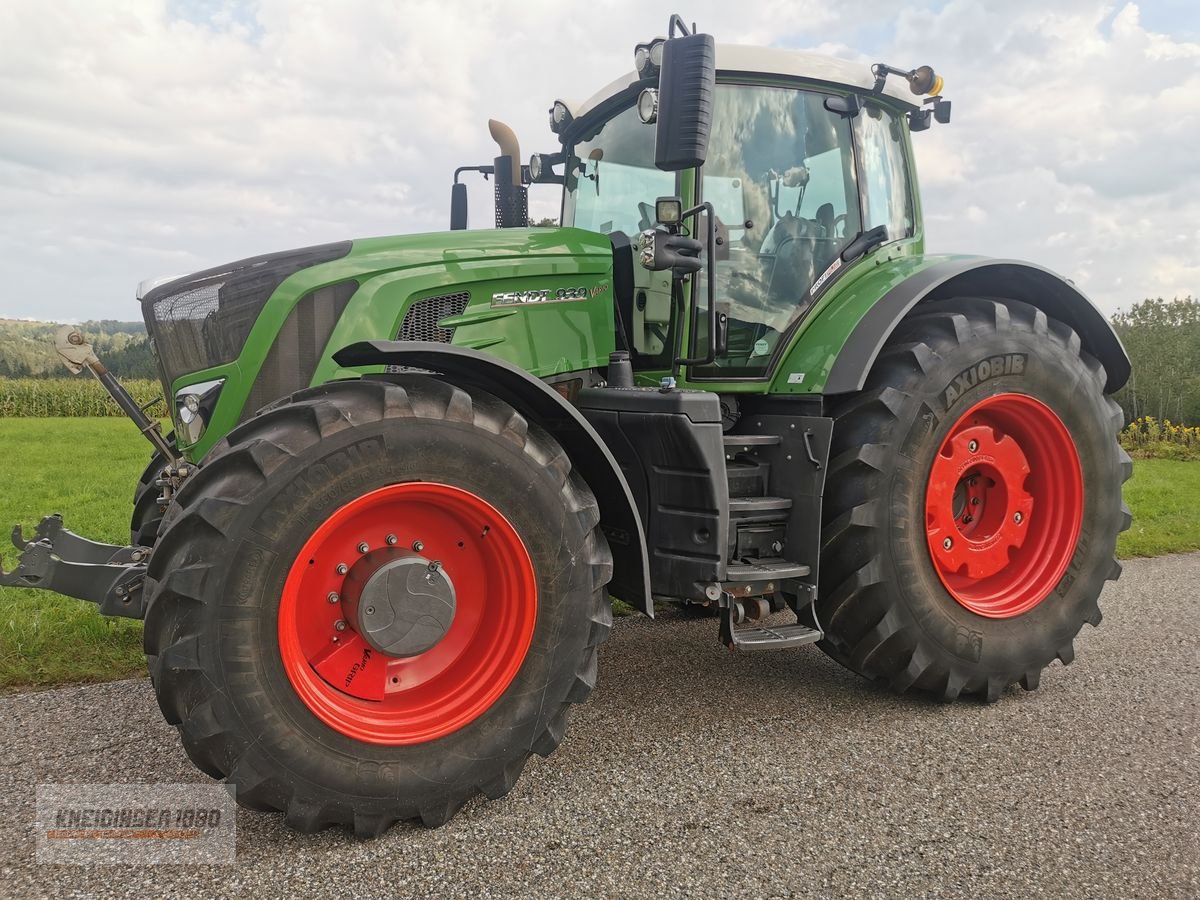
[968, 440, 979, 452]
[327, 591, 339, 604]
[412, 540, 424, 552]
[943, 537, 953, 550]
[357, 542, 369, 554]
[365, 606, 375, 615]
[334, 620, 347, 632]
[1014, 512, 1023, 524]
[428, 560, 442, 573]
[971, 497, 980, 506]
[335, 563, 348, 576]
[385, 534, 397, 546]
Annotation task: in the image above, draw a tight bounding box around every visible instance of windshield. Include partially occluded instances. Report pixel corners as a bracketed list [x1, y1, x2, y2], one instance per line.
[563, 103, 675, 238]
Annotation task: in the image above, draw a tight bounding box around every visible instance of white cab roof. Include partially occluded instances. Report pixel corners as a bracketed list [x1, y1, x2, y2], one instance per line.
[571, 43, 921, 120]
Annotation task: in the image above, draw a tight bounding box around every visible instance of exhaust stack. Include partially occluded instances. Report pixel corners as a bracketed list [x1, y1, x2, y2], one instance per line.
[487, 119, 527, 228]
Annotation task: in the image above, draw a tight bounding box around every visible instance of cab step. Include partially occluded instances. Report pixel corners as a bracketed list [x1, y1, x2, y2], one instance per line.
[726, 557, 811, 583]
[722, 433, 780, 458]
[729, 496, 792, 517]
[727, 622, 823, 651]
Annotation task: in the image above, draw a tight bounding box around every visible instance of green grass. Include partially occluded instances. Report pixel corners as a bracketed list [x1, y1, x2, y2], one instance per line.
[0, 419, 1197, 689]
[1117, 459, 1200, 557]
[0, 419, 158, 689]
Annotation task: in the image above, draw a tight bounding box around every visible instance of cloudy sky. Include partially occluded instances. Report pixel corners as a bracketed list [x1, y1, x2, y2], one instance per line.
[1, 0, 1197, 322]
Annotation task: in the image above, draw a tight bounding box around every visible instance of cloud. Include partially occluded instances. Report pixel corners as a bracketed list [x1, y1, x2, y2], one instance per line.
[898, 1, 1200, 309]
[0, 0, 1195, 325]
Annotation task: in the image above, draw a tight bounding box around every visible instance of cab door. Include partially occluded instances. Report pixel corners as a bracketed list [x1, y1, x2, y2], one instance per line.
[687, 82, 862, 381]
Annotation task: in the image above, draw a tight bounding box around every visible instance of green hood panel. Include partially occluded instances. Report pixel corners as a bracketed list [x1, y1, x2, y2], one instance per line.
[176, 227, 618, 460]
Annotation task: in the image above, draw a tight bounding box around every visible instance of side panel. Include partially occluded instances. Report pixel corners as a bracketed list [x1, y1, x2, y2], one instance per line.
[576, 387, 728, 601]
[771, 255, 1132, 396]
[332, 341, 653, 616]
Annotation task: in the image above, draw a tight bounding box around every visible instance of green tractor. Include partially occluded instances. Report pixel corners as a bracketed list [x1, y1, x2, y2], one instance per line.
[3, 16, 1131, 836]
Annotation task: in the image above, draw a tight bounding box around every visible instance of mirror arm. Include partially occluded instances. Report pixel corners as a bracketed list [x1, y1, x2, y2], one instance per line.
[454, 165, 494, 183]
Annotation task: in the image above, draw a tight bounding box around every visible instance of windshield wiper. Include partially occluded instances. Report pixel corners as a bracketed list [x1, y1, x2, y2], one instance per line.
[841, 225, 889, 263]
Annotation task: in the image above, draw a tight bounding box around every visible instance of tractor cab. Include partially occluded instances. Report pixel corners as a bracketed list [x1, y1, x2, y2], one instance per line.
[482, 18, 951, 386]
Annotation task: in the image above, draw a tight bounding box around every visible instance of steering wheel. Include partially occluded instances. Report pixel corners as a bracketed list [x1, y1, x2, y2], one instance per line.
[832, 214, 849, 239]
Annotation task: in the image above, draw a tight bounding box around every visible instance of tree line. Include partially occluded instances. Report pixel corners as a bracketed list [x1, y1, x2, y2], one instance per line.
[1111, 297, 1200, 425]
[0, 319, 157, 380]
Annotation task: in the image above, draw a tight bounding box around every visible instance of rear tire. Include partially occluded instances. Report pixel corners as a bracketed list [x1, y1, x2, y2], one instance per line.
[818, 298, 1132, 701]
[143, 377, 612, 835]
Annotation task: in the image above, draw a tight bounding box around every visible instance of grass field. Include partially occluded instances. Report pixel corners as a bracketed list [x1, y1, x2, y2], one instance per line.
[2, 418, 1198, 689]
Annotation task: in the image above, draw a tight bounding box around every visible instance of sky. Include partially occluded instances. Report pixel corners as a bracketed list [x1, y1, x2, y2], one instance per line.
[1, 0, 1197, 322]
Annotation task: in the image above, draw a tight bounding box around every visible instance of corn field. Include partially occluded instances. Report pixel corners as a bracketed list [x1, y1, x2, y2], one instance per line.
[0, 378, 163, 418]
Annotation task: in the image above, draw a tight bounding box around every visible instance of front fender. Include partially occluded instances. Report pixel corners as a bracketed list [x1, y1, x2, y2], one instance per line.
[333, 340, 653, 615]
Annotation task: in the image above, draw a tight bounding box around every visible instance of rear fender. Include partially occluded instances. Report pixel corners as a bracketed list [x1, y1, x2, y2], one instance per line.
[821, 258, 1131, 395]
[332, 340, 652, 615]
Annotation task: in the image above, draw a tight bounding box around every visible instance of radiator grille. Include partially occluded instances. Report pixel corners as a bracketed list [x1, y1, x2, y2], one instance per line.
[239, 280, 357, 421]
[399, 292, 470, 343]
[142, 241, 351, 393]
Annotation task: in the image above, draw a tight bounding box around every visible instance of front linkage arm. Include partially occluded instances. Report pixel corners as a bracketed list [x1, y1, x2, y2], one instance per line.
[0, 515, 150, 619]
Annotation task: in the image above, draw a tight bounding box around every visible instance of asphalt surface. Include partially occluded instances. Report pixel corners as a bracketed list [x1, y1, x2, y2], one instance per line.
[1, 553, 1197, 899]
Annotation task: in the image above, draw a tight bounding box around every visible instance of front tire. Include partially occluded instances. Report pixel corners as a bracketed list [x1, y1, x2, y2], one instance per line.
[130, 438, 175, 547]
[143, 377, 612, 835]
[818, 298, 1132, 701]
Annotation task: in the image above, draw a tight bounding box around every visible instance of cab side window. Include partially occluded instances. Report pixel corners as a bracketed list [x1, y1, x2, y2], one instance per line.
[854, 104, 914, 241]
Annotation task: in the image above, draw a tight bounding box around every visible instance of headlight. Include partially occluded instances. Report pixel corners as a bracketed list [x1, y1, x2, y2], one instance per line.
[634, 44, 651, 73]
[174, 378, 224, 446]
[548, 100, 572, 133]
[648, 39, 665, 68]
[634, 38, 666, 77]
[528, 153, 543, 181]
[637, 88, 659, 124]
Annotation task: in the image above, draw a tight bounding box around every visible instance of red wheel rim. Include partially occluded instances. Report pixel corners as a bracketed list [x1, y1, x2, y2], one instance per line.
[278, 483, 537, 745]
[924, 393, 1083, 618]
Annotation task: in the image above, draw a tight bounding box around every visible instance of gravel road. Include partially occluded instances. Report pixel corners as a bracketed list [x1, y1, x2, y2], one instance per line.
[1, 552, 1197, 898]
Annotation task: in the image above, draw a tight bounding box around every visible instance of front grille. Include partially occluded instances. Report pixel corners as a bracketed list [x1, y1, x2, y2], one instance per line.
[142, 241, 351, 391]
[399, 292, 470, 343]
[239, 280, 357, 421]
[148, 283, 224, 382]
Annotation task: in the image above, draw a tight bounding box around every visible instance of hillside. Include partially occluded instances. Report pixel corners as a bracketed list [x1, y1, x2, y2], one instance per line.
[0, 318, 154, 379]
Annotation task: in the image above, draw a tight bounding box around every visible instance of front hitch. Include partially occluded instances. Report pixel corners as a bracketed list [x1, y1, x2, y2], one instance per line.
[0, 515, 150, 619]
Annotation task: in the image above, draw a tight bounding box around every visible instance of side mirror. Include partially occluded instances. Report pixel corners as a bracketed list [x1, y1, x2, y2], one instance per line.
[450, 182, 468, 231]
[653, 32, 715, 171]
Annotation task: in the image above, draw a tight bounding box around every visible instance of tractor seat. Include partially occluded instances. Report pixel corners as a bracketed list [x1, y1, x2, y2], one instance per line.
[760, 213, 820, 311]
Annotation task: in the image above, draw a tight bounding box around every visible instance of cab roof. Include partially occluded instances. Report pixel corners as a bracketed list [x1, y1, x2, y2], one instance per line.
[570, 44, 922, 120]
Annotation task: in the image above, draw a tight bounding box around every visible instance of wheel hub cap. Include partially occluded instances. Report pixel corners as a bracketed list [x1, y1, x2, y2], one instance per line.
[924, 393, 1083, 618]
[343, 551, 456, 658]
[926, 423, 1034, 581]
